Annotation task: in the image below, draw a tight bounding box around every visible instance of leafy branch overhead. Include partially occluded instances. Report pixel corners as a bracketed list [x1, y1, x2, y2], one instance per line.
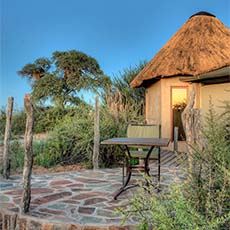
[18, 50, 111, 107]
[17, 58, 51, 80]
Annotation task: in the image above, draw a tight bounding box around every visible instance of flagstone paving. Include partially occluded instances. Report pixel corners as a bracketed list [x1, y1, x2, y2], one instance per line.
[0, 151, 185, 228]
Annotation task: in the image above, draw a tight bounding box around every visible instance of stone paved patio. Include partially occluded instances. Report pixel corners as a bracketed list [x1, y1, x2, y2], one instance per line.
[0, 151, 185, 228]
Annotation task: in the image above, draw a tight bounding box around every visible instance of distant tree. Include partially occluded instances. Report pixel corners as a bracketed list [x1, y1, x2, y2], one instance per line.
[18, 50, 111, 108]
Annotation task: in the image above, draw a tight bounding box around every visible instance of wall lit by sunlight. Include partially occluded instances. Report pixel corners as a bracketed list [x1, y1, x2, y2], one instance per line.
[172, 88, 187, 106]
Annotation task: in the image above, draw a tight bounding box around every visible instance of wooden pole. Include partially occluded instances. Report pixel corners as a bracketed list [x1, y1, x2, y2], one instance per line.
[21, 94, 34, 213]
[3, 97, 14, 179]
[93, 96, 100, 169]
[174, 126, 179, 152]
[182, 84, 201, 170]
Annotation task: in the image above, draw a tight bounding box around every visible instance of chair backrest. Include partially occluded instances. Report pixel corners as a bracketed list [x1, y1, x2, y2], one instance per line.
[127, 124, 161, 138]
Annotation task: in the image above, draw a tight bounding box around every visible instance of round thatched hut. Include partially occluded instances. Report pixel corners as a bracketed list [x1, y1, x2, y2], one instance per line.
[131, 11, 230, 141]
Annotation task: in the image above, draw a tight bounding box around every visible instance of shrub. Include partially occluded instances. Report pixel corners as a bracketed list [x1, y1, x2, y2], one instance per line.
[36, 104, 94, 167]
[33, 140, 50, 167]
[9, 140, 24, 171]
[0, 108, 6, 141]
[120, 105, 230, 229]
[0, 106, 68, 140]
[183, 104, 230, 223]
[1, 101, 144, 169]
[0, 108, 26, 140]
[37, 102, 143, 168]
[33, 106, 71, 133]
[5, 139, 51, 171]
[120, 183, 230, 230]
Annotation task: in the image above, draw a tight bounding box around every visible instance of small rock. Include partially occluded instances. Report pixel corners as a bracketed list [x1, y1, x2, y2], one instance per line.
[84, 197, 108, 206]
[78, 206, 95, 215]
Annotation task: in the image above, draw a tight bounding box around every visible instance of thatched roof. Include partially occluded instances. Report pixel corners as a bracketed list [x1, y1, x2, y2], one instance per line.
[131, 12, 230, 88]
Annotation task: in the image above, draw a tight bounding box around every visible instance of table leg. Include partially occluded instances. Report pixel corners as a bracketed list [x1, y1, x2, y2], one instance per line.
[157, 147, 161, 192]
[122, 159, 125, 185]
[115, 145, 156, 199]
[114, 145, 132, 200]
[144, 146, 154, 188]
[114, 170, 132, 200]
[144, 146, 154, 177]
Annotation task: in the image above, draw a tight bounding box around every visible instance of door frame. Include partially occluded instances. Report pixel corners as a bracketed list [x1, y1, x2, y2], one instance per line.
[170, 86, 188, 141]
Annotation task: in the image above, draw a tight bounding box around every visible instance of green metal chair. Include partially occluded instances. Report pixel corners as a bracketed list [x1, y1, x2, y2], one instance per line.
[122, 124, 161, 184]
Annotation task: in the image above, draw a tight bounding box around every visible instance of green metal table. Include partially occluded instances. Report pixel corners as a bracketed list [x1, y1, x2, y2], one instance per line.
[101, 137, 170, 199]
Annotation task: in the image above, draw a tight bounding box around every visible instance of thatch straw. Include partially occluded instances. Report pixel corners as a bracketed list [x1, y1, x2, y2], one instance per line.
[131, 12, 230, 88]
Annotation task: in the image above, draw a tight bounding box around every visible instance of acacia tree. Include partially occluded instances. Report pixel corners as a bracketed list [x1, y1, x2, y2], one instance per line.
[18, 50, 110, 108]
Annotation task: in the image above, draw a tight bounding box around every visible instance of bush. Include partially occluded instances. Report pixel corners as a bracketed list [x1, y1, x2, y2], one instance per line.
[120, 105, 230, 230]
[10, 140, 24, 171]
[0, 108, 6, 141]
[39, 107, 110, 167]
[33, 106, 71, 133]
[0, 106, 68, 140]
[35, 104, 93, 167]
[1, 100, 144, 169]
[120, 183, 230, 230]
[183, 104, 230, 223]
[5, 139, 51, 171]
[0, 108, 26, 141]
[36, 102, 142, 168]
[33, 140, 49, 167]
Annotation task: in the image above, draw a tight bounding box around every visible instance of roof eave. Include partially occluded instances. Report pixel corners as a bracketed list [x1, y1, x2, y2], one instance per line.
[180, 66, 230, 82]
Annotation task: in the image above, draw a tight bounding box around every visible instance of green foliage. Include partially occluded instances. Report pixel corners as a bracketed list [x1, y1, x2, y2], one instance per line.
[22, 64, 145, 168]
[112, 62, 146, 114]
[99, 107, 128, 167]
[0, 106, 78, 138]
[11, 61, 146, 169]
[9, 140, 24, 171]
[120, 105, 230, 229]
[39, 104, 93, 167]
[120, 184, 229, 230]
[37, 104, 128, 168]
[52, 50, 105, 86]
[0, 108, 6, 141]
[12, 110, 26, 136]
[0, 108, 26, 139]
[33, 106, 71, 133]
[34, 140, 56, 168]
[184, 103, 230, 221]
[17, 58, 51, 80]
[4, 139, 56, 170]
[18, 50, 110, 108]
[103, 62, 146, 121]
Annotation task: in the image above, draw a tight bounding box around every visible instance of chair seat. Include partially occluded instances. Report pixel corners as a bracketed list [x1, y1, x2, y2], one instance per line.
[130, 150, 158, 159]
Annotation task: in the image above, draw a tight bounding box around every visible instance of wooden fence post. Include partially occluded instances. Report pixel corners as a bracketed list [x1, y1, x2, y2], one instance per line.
[3, 97, 14, 179]
[21, 94, 34, 213]
[174, 126, 179, 152]
[182, 85, 201, 170]
[93, 96, 100, 169]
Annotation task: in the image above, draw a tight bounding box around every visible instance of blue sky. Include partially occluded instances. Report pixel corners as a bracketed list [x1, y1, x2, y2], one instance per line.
[1, 0, 229, 108]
